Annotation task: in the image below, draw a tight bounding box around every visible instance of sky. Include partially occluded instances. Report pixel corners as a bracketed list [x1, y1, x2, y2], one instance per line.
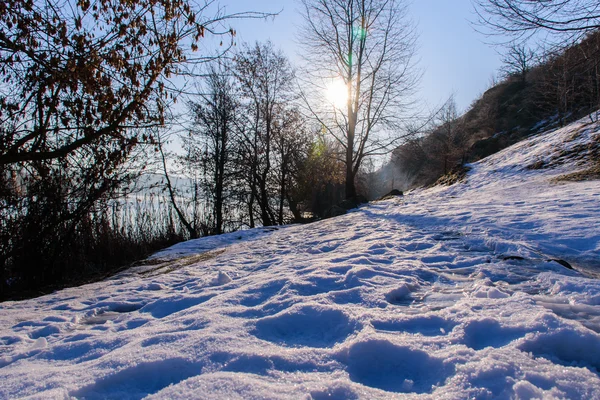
[218, 0, 504, 113]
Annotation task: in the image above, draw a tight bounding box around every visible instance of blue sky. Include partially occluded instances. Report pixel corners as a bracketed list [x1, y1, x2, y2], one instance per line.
[219, 0, 503, 112]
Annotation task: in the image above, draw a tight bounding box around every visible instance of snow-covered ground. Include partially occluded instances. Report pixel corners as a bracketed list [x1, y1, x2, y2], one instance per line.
[1, 116, 599, 399]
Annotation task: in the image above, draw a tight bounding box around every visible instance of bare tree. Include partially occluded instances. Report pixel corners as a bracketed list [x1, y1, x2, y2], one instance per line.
[0, 0, 267, 167]
[299, 0, 419, 199]
[473, 0, 600, 43]
[234, 42, 296, 226]
[430, 96, 468, 174]
[272, 107, 311, 224]
[501, 45, 537, 81]
[187, 61, 238, 235]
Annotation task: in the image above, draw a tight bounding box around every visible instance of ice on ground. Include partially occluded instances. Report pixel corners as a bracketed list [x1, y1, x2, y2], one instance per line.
[1, 114, 600, 399]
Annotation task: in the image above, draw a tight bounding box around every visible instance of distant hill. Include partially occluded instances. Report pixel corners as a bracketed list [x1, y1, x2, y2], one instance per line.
[380, 30, 600, 193]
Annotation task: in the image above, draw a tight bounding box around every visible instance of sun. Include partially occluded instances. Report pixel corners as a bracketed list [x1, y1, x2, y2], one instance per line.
[326, 79, 348, 109]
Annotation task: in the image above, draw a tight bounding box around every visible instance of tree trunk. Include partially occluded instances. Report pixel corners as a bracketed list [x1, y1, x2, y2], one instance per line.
[215, 172, 223, 235]
[345, 165, 357, 199]
[278, 161, 286, 225]
[248, 167, 256, 229]
[286, 193, 303, 222]
[259, 191, 272, 226]
[214, 114, 227, 235]
[346, 112, 357, 199]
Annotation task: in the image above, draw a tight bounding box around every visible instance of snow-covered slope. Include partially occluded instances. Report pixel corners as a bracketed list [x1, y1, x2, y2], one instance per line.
[1, 116, 599, 399]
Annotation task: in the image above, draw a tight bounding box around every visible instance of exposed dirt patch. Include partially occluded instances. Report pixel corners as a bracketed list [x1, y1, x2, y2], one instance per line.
[137, 250, 226, 277]
[529, 134, 600, 171]
[526, 159, 547, 170]
[434, 165, 471, 186]
[552, 161, 600, 182]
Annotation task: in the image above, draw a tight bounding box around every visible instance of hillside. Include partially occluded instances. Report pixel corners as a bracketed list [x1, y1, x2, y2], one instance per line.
[386, 30, 600, 191]
[0, 115, 599, 398]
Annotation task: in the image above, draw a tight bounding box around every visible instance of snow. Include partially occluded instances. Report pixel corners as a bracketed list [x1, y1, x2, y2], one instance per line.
[1, 115, 600, 399]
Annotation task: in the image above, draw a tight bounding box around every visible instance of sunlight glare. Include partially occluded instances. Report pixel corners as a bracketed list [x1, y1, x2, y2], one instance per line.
[326, 79, 348, 109]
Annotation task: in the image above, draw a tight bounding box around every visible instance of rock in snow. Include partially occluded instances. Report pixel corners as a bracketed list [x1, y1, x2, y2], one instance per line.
[1, 115, 600, 398]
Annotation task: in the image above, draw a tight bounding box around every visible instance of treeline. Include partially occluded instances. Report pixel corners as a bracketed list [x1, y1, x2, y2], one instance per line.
[0, 27, 347, 299]
[164, 43, 346, 239]
[387, 30, 600, 189]
[0, 0, 310, 300]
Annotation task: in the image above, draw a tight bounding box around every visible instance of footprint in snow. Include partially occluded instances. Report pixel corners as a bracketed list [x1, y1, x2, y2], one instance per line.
[71, 358, 201, 400]
[139, 294, 213, 319]
[341, 339, 451, 393]
[518, 328, 600, 372]
[251, 305, 359, 348]
[462, 319, 528, 350]
[30, 325, 60, 339]
[385, 284, 417, 306]
[80, 302, 145, 325]
[238, 279, 287, 307]
[286, 276, 342, 297]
